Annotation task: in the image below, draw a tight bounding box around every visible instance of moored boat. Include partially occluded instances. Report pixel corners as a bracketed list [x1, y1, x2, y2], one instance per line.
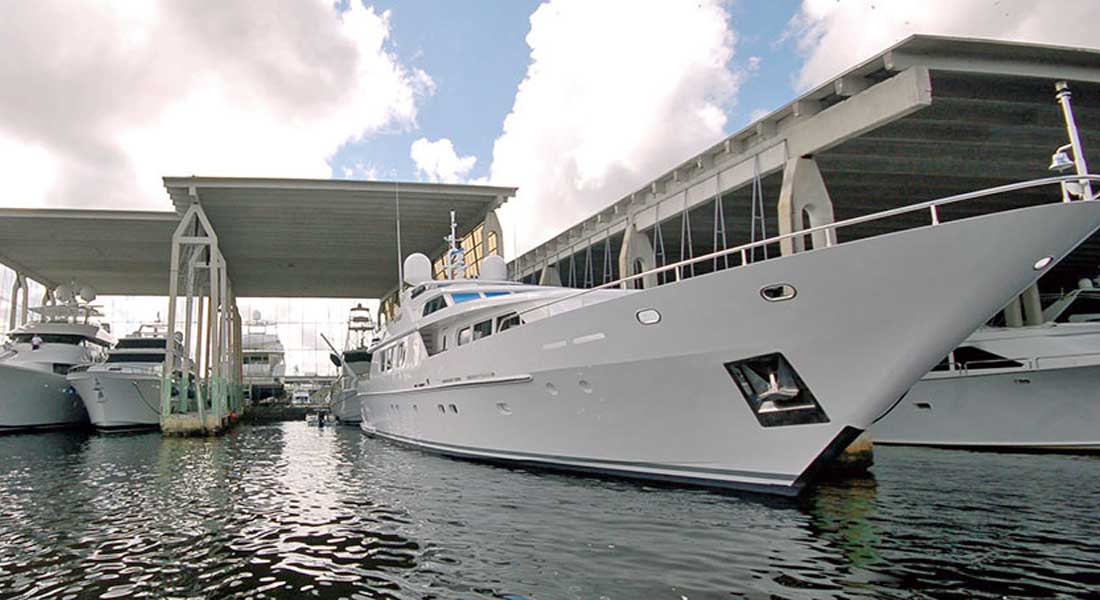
[356, 176, 1100, 496]
[0, 292, 115, 431]
[68, 322, 194, 432]
[873, 283, 1100, 451]
[329, 304, 375, 424]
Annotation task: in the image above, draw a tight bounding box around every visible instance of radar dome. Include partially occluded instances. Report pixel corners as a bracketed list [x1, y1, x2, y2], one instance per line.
[55, 284, 75, 303]
[404, 253, 433, 285]
[79, 285, 97, 303]
[251, 309, 262, 322]
[480, 255, 508, 281]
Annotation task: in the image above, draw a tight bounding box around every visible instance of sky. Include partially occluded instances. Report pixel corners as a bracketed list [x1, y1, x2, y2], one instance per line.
[5, 0, 1098, 257]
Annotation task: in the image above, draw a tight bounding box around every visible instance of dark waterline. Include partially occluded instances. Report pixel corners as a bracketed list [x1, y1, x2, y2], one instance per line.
[0, 423, 1098, 599]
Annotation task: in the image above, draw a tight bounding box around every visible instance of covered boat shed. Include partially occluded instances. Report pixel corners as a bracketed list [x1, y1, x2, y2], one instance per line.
[0, 178, 515, 434]
[511, 35, 1100, 300]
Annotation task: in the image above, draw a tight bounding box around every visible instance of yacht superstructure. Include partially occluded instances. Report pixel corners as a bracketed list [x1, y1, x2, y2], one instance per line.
[0, 293, 115, 431]
[356, 177, 1100, 496]
[68, 322, 193, 431]
[873, 284, 1100, 450]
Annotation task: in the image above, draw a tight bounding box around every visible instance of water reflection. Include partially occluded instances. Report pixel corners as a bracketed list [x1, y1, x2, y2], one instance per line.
[0, 426, 1098, 599]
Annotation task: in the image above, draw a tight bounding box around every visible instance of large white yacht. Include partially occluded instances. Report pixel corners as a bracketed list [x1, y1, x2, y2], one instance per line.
[68, 322, 193, 432]
[357, 179, 1100, 496]
[242, 314, 286, 403]
[329, 304, 375, 424]
[0, 290, 116, 431]
[873, 282, 1100, 451]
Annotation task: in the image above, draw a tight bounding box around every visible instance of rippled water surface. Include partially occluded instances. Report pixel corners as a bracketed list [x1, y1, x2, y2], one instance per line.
[1, 423, 1098, 599]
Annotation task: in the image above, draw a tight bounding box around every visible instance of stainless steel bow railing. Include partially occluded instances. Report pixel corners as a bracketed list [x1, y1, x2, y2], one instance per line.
[518, 174, 1100, 318]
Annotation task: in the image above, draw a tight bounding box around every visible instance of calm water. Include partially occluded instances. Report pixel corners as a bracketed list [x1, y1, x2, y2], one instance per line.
[1, 424, 1098, 599]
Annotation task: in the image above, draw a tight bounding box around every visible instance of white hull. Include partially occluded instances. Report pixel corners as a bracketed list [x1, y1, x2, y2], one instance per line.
[69, 371, 162, 431]
[0, 364, 87, 430]
[334, 390, 362, 424]
[361, 201, 1100, 495]
[874, 364, 1100, 451]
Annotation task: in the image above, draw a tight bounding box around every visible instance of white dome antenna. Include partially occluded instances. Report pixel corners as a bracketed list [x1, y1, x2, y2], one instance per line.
[55, 284, 75, 304]
[480, 255, 508, 281]
[404, 253, 433, 285]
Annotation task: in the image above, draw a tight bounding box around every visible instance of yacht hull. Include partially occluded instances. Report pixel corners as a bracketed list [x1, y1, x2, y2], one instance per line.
[334, 390, 362, 424]
[873, 365, 1100, 450]
[361, 201, 1100, 495]
[0, 364, 87, 430]
[69, 371, 162, 431]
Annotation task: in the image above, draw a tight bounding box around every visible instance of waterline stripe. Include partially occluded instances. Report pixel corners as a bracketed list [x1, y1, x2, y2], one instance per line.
[372, 430, 796, 483]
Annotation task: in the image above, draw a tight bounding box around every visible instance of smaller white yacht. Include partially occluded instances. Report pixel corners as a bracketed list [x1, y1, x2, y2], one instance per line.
[0, 289, 116, 431]
[329, 304, 375, 424]
[873, 281, 1100, 451]
[68, 322, 193, 432]
[242, 314, 286, 403]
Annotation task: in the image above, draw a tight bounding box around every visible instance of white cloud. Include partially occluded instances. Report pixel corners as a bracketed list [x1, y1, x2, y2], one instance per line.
[489, 0, 740, 255]
[410, 137, 478, 183]
[0, 1, 432, 209]
[789, 0, 1100, 90]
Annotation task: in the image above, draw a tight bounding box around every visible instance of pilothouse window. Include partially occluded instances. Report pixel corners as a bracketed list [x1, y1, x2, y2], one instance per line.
[497, 313, 522, 332]
[422, 295, 448, 317]
[473, 320, 492, 341]
[457, 327, 472, 346]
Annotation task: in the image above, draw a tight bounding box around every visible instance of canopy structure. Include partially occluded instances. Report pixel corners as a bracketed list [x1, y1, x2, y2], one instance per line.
[0, 178, 514, 298]
[0, 208, 178, 295]
[163, 177, 515, 298]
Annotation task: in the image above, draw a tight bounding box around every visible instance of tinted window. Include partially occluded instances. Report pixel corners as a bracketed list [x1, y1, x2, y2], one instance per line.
[422, 295, 447, 317]
[11, 334, 84, 345]
[954, 346, 1023, 370]
[497, 313, 522, 332]
[451, 292, 481, 304]
[117, 338, 167, 349]
[1056, 295, 1100, 323]
[473, 320, 492, 341]
[458, 327, 472, 346]
[106, 353, 165, 363]
[483, 291, 511, 298]
[344, 350, 371, 364]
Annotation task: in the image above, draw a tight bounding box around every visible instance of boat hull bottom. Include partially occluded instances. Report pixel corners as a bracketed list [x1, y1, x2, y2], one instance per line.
[362, 426, 864, 497]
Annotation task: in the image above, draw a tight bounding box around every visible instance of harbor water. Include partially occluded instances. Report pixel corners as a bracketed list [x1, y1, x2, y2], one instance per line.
[1, 423, 1098, 599]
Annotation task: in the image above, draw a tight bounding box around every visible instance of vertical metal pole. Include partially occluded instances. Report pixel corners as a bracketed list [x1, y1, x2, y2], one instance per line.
[219, 254, 228, 420]
[395, 182, 404, 295]
[714, 172, 729, 271]
[1055, 81, 1094, 201]
[182, 250, 196, 416]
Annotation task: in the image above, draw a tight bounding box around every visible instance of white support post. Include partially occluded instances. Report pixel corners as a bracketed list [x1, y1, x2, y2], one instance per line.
[19, 278, 28, 326]
[208, 246, 222, 427]
[777, 157, 836, 256]
[8, 273, 21, 331]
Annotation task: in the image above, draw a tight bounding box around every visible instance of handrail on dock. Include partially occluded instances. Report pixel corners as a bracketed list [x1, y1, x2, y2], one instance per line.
[519, 174, 1100, 318]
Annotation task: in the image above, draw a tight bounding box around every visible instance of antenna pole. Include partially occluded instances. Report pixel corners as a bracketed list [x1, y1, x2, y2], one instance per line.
[395, 181, 404, 298]
[1055, 81, 1094, 201]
